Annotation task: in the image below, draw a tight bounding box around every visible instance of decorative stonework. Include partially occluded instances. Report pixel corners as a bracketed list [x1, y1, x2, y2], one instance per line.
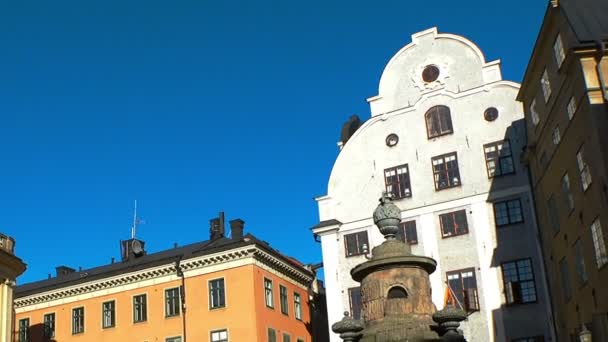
[412, 61, 450, 92]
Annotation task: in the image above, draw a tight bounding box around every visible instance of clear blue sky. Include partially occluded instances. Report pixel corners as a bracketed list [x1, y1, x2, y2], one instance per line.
[1, 0, 546, 283]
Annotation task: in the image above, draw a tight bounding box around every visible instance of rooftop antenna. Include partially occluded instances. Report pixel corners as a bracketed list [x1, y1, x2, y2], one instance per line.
[131, 200, 144, 239]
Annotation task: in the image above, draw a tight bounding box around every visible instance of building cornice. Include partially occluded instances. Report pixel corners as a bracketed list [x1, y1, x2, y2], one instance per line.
[14, 245, 312, 310]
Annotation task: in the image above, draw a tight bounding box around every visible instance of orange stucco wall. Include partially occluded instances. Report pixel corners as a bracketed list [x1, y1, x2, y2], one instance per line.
[15, 264, 311, 342]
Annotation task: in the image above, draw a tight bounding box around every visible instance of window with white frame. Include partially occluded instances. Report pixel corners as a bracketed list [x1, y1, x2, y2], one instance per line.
[541, 69, 552, 101]
[530, 98, 539, 126]
[283, 333, 292, 342]
[280, 285, 288, 315]
[165, 287, 181, 317]
[567, 96, 577, 120]
[211, 329, 228, 342]
[590, 218, 608, 268]
[484, 140, 514, 178]
[552, 127, 561, 145]
[18, 318, 29, 342]
[264, 278, 274, 308]
[554, 33, 565, 67]
[348, 287, 362, 319]
[209, 278, 226, 309]
[294, 293, 302, 320]
[133, 294, 147, 323]
[574, 239, 589, 286]
[43, 313, 55, 338]
[501, 258, 537, 304]
[446, 268, 479, 311]
[494, 199, 524, 226]
[166, 337, 182, 342]
[72, 307, 85, 334]
[561, 173, 574, 212]
[384, 164, 412, 199]
[102, 300, 115, 328]
[432, 152, 461, 190]
[577, 146, 592, 191]
[268, 328, 277, 342]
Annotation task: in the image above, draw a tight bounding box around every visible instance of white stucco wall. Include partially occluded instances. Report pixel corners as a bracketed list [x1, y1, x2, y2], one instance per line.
[314, 28, 554, 342]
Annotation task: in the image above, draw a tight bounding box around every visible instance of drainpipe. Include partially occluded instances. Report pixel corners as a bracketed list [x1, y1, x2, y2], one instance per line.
[596, 40, 608, 102]
[175, 257, 187, 342]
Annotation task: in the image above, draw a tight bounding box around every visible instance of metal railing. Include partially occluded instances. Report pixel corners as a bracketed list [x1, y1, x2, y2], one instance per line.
[0, 233, 15, 254]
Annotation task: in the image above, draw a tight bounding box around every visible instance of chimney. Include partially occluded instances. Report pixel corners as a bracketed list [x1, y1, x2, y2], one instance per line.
[209, 212, 225, 240]
[230, 219, 245, 240]
[56, 265, 76, 278]
[120, 239, 146, 261]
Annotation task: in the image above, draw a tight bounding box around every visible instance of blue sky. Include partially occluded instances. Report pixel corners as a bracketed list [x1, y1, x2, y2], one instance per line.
[0, 0, 547, 283]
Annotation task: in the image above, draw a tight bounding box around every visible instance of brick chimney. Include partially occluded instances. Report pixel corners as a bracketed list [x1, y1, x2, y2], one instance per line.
[210, 212, 225, 240]
[56, 265, 76, 278]
[230, 219, 245, 240]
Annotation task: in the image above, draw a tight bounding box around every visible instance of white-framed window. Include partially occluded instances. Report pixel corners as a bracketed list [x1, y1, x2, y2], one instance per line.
[541, 69, 552, 102]
[18, 318, 29, 342]
[554, 33, 565, 67]
[72, 307, 85, 334]
[166, 337, 182, 342]
[552, 127, 561, 145]
[211, 329, 228, 342]
[567, 96, 577, 120]
[561, 173, 574, 212]
[165, 287, 181, 317]
[530, 98, 539, 126]
[577, 146, 592, 191]
[590, 218, 608, 268]
[209, 278, 226, 309]
[133, 294, 147, 322]
[264, 278, 274, 308]
[294, 293, 302, 320]
[102, 300, 115, 328]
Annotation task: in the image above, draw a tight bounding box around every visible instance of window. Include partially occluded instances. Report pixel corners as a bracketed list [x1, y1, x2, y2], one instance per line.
[72, 307, 85, 334]
[577, 146, 592, 191]
[165, 287, 181, 317]
[211, 329, 228, 342]
[264, 278, 274, 308]
[539, 151, 548, 170]
[283, 333, 291, 342]
[554, 33, 565, 67]
[484, 107, 499, 121]
[446, 268, 479, 311]
[574, 239, 588, 286]
[297, 339, 305, 342]
[432, 152, 461, 190]
[439, 210, 469, 238]
[513, 337, 545, 342]
[422, 65, 440, 83]
[547, 195, 560, 234]
[209, 278, 226, 309]
[268, 328, 277, 342]
[484, 140, 514, 178]
[396, 220, 418, 244]
[501, 258, 537, 305]
[425, 105, 453, 138]
[133, 294, 147, 323]
[166, 337, 182, 342]
[102, 300, 115, 328]
[590, 218, 608, 268]
[384, 164, 412, 199]
[567, 96, 577, 120]
[530, 98, 539, 126]
[348, 287, 362, 320]
[559, 258, 572, 301]
[494, 199, 524, 226]
[280, 285, 288, 315]
[43, 313, 55, 338]
[294, 293, 302, 320]
[541, 69, 551, 101]
[561, 173, 574, 212]
[344, 231, 369, 257]
[552, 127, 561, 145]
[18, 318, 29, 342]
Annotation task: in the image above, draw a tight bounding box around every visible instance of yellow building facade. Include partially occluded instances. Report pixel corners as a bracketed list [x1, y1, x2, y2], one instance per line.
[0, 233, 26, 342]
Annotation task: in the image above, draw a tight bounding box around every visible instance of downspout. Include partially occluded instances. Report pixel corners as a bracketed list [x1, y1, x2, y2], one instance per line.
[175, 257, 187, 342]
[596, 40, 608, 102]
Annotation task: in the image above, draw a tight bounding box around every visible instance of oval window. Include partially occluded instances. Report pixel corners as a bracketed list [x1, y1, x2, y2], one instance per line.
[386, 133, 399, 147]
[484, 107, 499, 121]
[422, 65, 440, 83]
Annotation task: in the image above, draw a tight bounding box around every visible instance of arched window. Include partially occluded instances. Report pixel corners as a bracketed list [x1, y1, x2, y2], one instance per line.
[425, 105, 453, 138]
[387, 286, 408, 299]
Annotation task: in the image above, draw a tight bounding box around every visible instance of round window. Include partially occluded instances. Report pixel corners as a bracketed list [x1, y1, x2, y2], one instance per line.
[386, 134, 399, 147]
[422, 65, 440, 83]
[484, 107, 499, 121]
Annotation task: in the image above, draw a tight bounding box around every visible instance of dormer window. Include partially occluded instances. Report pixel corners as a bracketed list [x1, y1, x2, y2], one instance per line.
[425, 105, 453, 138]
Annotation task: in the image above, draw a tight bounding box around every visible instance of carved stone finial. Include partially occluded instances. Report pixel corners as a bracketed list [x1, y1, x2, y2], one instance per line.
[432, 304, 467, 341]
[372, 192, 401, 239]
[331, 311, 364, 342]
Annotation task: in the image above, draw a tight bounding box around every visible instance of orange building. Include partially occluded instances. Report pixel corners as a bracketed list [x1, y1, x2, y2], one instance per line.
[13, 217, 326, 342]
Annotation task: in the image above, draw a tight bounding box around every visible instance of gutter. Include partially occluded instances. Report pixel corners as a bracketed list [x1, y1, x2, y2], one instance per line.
[175, 257, 187, 342]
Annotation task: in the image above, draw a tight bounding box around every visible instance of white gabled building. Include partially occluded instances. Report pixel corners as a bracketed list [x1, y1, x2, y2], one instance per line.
[313, 28, 555, 342]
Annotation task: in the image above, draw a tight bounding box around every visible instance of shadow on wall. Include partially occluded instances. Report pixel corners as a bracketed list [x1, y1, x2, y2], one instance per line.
[17, 323, 57, 342]
[485, 118, 554, 341]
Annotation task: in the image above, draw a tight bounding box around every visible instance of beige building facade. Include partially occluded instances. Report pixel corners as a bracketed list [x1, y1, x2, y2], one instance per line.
[518, 0, 608, 340]
[0, 233, 26, 342]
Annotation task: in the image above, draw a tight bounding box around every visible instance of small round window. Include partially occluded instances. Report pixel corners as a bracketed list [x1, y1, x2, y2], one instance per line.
[386, 133, 399, 147]
[484, 107, 499, 121]
[422, 65, 440, 83]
